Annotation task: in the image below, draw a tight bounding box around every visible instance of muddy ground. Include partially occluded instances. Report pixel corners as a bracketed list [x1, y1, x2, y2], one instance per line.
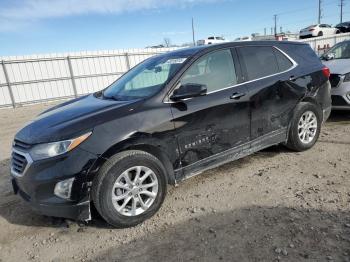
[0, 103, 349, 262]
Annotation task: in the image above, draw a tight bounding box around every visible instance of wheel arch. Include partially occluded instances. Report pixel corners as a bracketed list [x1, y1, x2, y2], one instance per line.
[285, 100, 322, 151]
[89, 138, 177, 185]
[285, 97, 322, 142]
[300, 96, 320, 107]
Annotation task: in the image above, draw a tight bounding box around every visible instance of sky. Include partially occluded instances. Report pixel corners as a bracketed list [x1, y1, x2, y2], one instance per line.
[0, 0, 349, 56]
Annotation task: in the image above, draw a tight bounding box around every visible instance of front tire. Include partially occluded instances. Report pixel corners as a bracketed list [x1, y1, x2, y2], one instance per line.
[92, 150, 167, 228]
[286, 102, 322, 152]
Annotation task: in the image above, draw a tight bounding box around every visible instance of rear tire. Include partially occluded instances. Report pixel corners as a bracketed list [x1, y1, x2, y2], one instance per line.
[318, 31, 323, 37]
[286, 102, 322, 152]
[92, 150, 167, 228]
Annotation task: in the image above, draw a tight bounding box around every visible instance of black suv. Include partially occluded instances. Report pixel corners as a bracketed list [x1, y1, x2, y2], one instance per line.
[11, 41, 331, 228]
[335, 21, 350, 33]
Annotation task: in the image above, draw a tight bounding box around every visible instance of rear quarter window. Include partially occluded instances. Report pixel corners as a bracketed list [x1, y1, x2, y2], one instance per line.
[273, 49, 294, 71]
[278, 44, 321, 68]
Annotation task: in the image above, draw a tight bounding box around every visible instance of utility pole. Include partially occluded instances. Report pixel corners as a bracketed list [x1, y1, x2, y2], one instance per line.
[318, 0, 322, 24]
[340, 0, 345, 23]
[274, 14, 278, 36]
[264, 28, 267, 36]
[192, 17, 196, 46]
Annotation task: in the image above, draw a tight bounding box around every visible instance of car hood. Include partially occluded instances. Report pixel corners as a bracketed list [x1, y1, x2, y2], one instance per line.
[15, 94, 137, 144]
[323, 59, 350, 75]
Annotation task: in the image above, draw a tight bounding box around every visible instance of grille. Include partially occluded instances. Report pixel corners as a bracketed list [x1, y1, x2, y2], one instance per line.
[11, 151, 28, 175]
[13, 139, 31, 150]
[329, 74, 341, 88]
[331, 95, 348, 106]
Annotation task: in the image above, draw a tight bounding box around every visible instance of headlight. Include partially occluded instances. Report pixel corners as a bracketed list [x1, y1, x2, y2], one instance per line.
[30, 132, 92, 160]
[344, 73, 350, 82]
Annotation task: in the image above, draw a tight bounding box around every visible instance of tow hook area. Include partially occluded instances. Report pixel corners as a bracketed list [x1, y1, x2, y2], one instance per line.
[81, 181, 93, 222]
[77, 200, 92, 222]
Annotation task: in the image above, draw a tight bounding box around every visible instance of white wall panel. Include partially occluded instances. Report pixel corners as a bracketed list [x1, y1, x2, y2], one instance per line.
[0, 47, 179, 107]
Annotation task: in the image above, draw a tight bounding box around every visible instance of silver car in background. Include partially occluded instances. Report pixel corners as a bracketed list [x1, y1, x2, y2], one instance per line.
[321, 40, 350, 110]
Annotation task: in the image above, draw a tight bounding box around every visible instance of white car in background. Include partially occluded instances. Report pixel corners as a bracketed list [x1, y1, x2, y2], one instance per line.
[321, 40, 350, 110]
[197, 36, 227, 45]
[299, 24, 340, 39]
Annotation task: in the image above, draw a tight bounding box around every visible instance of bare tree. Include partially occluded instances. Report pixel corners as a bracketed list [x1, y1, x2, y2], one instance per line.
[163, 38, 171, 47]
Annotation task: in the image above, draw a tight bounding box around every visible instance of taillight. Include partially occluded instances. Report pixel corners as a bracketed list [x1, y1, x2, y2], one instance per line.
[309, 29, 315, 31]
[322, 66, 330, 78]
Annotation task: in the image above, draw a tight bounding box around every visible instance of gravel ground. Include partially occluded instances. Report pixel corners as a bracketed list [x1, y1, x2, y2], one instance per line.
[0, 103, 349, 262]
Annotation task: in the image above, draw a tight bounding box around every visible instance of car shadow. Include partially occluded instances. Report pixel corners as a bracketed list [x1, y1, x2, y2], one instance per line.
[327, 110, 350, 123]
[318, 110, 350, 146]
[89, 206, 350, 262]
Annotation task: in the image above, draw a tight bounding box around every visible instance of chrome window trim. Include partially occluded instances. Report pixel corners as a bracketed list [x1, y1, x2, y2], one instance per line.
[11, 148, 33, 177]
[164, 45, 298, 104]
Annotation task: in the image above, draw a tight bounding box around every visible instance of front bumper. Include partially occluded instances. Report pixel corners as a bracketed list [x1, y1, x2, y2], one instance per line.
[331, 78, 350, 110]
[323, 106, 332, 123]
[10, 147, 98, 221]
[12, 178, 91, 220]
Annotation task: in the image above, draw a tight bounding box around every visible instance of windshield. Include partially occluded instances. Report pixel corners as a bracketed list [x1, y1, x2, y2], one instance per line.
[102, 54, 188, 101]
[323, 42, 350, 60]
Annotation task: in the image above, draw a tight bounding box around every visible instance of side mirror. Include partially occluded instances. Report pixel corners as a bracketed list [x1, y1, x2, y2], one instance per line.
[170, 83, 207, 101]
[323, 52, 335, 61]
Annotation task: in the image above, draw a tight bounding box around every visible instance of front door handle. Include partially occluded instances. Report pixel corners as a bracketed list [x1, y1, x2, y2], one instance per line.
[230, 92, 246, 100]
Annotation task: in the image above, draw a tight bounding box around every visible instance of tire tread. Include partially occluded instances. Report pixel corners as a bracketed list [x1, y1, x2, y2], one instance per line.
[286, 102, 322, 152]
[91, 150, 167, 228]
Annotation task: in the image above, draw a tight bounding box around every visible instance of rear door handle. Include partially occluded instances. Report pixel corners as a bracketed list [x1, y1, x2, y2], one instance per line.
[230, 92, 246, 100]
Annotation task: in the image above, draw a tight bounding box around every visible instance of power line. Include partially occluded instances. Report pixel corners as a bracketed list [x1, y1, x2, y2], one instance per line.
[225, 1, 350, 39]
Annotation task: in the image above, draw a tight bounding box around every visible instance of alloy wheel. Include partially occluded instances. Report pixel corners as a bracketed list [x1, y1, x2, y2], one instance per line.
[111, 166, 158, 216]
[298, 111, 318, 144]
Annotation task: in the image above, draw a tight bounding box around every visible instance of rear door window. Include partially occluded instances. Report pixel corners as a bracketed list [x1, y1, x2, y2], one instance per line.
[238, 46, 294, 81]
[238, 46, 279, 81]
